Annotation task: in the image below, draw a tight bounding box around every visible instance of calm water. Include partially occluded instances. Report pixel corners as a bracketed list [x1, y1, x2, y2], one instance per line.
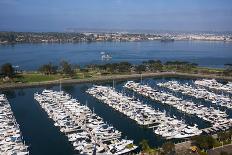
[0, 41, 232, 70]
[1, 77, 232, 155]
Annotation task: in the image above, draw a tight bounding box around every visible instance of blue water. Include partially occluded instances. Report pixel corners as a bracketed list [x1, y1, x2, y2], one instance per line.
[0, 41, 232, 70]
[1, 77, 232, 155]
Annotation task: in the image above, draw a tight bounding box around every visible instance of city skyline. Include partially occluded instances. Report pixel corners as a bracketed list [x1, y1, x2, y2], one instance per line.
[0, 0, 232, 32]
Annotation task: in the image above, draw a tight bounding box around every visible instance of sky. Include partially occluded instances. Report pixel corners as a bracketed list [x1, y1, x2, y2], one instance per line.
[0, 0, 232, 32]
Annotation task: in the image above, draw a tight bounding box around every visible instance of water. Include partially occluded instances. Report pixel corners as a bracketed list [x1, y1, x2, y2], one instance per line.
[1, 77, 232, 155]
[0, 41, 232, 70]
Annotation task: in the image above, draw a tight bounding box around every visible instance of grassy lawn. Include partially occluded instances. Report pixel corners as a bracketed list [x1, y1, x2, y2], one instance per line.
[13, 73, 63, 83]
[73, 71, 102, 79]
[162, 66, 225, 74]
[0, 68, 230, 85]
[195, 67, 224, 74]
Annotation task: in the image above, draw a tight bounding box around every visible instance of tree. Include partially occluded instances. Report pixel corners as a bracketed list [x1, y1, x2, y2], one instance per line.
[143, 60, 163, 72]
[118, 62, 132, 73]
[206, 136, 216, 150]
[218, 131, 231, 142]
[105, 63, 117, 73]
[228, 130, 232, 138]
[1, 63, 14, 77]
[223, 64, 232, 76]
[38, 63, 57, 75]
[151, 60, 163, 72]
[164, 61, 197, 72]
[139, 139, 150, 152]
[191, 135, 216, 151]
[139, 139, 159, 155]
[218, 132, 227, 142]
[60, 60, 74, 76]
[135, 64, 146, 73]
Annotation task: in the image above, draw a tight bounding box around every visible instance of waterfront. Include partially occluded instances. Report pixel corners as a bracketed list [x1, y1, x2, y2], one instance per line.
[1, 77, 232, 155]
[1, 41, 232, 70]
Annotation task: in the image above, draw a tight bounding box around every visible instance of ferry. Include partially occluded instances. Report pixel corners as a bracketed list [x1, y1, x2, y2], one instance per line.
[101, 51, 112, 60]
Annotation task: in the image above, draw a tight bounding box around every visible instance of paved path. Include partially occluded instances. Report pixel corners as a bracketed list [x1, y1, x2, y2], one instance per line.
[208, 144, 232, 155]
[175, 141, 198, 155]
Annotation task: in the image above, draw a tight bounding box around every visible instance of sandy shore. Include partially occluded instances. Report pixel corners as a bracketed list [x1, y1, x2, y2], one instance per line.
[0, 72, 232, 90]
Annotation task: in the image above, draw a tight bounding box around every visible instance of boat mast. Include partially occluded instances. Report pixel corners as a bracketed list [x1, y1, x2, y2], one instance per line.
[140, 73, 143, 84]
[59, 79, 62, 92]
[86, 100, 88, 107]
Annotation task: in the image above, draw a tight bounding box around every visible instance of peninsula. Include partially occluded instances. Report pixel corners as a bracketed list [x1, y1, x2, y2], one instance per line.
[0, 60, 231, 90]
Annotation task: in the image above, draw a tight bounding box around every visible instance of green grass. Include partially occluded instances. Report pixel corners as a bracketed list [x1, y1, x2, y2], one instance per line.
[0, 67, 231, 85]
[162, 65, 225, 74]
[73, 71, 103, 79]
[14, 73, 62, 83]
[213, 141, 222, 147]
[125, 143, 134, 149]
[198, 150, 208, 155]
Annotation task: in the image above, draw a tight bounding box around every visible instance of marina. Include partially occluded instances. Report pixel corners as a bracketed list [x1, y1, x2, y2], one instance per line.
[1, 77, 232, 154]
[195, 79, 232, 94]
[1, 0, 232, 154]
[158, 80, 232, 109]
[87, 85, 202, 139]
[34, 89, 137, 154]
[124, 81, 231, 127]
[0, 94, 29, 155]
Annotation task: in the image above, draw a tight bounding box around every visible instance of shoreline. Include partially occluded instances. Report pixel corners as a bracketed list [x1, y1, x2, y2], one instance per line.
[1, 72, 232, 90]
[1, 39, 232, 45]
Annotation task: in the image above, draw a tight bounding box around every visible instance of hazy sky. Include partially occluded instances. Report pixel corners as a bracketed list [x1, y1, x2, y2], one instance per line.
[0, 0, 232, 32]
